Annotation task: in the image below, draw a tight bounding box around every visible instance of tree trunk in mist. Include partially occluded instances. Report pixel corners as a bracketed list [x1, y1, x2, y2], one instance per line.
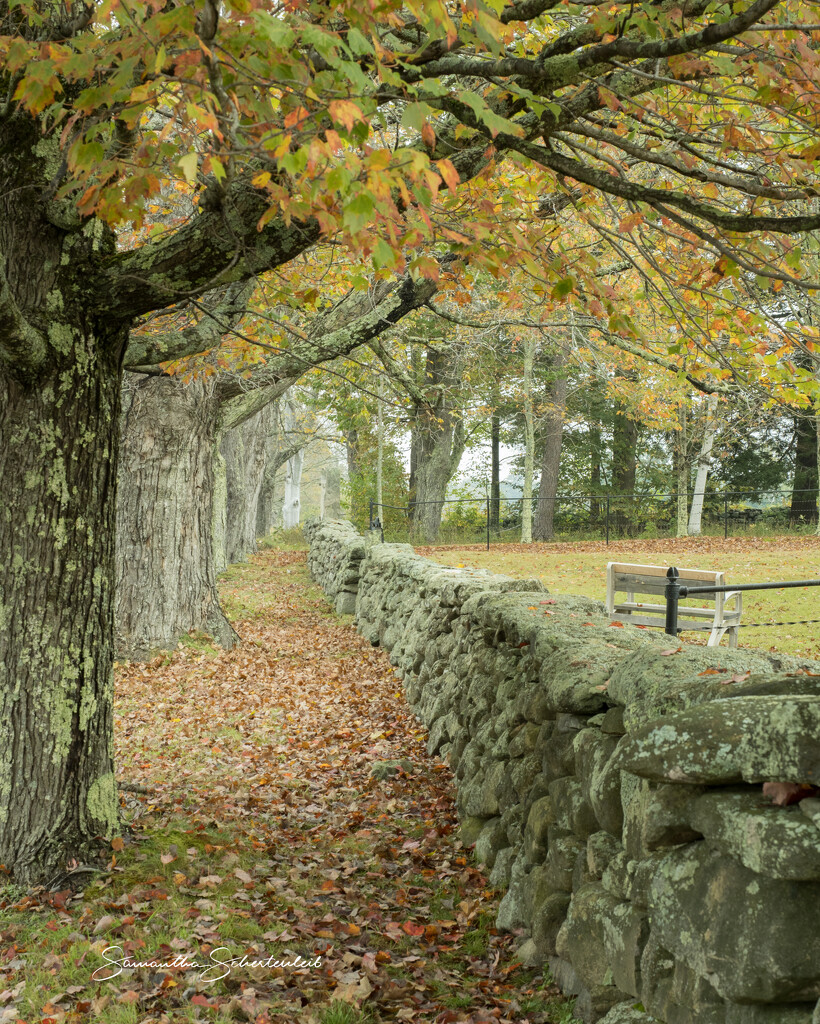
[533, 357, 567, 542]
[116, 375, 237, 657]
[222, 402, 276, 565]
[521, 337, 535, 544]
[256, 403, 283, 538]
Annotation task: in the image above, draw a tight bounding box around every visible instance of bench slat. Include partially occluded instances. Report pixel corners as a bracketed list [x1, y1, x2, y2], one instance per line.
[612, 602, 734, 619]
[613, 574, 722, 596]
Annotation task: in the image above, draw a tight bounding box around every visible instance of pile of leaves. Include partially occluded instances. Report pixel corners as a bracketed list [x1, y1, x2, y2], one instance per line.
[0, 550, 573, 1024]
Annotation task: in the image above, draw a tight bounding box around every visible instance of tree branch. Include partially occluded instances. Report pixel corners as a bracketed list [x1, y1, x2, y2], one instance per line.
[124, 281, 255, 370]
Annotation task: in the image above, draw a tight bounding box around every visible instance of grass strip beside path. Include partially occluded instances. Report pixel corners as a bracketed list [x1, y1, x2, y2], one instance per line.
[0, 550, 573, 1024]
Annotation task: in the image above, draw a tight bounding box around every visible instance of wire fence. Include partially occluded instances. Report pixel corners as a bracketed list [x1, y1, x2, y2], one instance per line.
[362, 487, 820, 547]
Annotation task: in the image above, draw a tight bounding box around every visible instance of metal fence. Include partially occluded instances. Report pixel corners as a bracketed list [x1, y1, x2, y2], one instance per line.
[365, 488, 820, 547]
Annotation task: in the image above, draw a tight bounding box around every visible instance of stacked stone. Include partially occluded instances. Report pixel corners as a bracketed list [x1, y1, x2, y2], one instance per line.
[302, 518, 365, 615]
[306, 523, 820, 1024]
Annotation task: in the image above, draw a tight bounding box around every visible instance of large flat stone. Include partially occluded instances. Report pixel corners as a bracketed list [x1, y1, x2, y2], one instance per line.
[614, 695, 820, 785]
[648, 841, 820, 1002]
[688, 788, 820, 880]
[608, 648, 820, 731]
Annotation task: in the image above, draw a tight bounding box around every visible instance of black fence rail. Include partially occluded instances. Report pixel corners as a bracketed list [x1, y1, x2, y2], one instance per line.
[664, 566, 820, 638]
[365, 488, 820, 547]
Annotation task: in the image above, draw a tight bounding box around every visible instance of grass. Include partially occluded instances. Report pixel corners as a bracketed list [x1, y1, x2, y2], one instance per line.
[421, 534, 820, 659]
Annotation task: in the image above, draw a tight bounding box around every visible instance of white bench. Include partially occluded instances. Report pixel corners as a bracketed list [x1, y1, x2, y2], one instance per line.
[605, 562, 742, 647]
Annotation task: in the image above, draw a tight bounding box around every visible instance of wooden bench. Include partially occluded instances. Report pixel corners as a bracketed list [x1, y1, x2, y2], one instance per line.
[605, 562, 742, 647]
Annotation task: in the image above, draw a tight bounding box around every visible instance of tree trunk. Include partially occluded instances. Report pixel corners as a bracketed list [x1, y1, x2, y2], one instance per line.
[221, 402, 275, 565]
[490, 411, 501, 534]
[521, 337, 535, 544]
[116, 375, 237, 657]
[412, 416, 466, 542]
[790, 414, 818, 524]
[256, 403, 283, 538]
[674, 404, 689, 538]
[688, 393, 719, 536]
[409, 344, 466, 542]
[0, 343, 123, 884]
[533, 355, 568, 541]
[376, 376, 384, 513]
[612, 382, 639, 537]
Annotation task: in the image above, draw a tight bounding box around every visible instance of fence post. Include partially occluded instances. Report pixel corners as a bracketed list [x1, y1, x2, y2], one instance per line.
[724, 495, 728, 539]
[665, 566, 681, 639]
[486, 495, 490, 550]
[606, 496, 610, 546]
[369, 498, 373, 530]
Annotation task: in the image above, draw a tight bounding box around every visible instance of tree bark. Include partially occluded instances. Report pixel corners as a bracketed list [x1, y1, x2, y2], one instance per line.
[116, 375, 237, 657]
[0, 342, 123, 884]
[688, 393, 719, 535]
[790, 414, 819, 524]
[221, 402, 276, 565]
[409, 345, 466, 542]
[533, 354, 568, 541]
[521, 337, 535, 544]
[490, 411, 501, 534]
[612, 376, 639, 536]
[674, 404, 690, 538]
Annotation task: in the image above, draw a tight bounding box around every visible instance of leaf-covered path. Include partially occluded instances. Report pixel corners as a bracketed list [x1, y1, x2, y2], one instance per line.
[0, 549, 570, 1024]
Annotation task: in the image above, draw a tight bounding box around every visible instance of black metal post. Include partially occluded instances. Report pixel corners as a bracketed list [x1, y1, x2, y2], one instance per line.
[369, 498, 374, 529]
[665, 566, 681, 639]
[486, 495, 490, 550]
[606, 496, 610, 546]
[724, 495, 728, 539]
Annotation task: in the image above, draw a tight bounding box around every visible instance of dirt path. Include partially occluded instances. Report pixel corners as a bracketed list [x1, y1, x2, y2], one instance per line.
[0, 549, 570, 1024]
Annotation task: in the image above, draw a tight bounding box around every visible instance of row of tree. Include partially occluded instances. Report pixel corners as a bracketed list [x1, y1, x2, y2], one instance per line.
[6, 0, 820, 885]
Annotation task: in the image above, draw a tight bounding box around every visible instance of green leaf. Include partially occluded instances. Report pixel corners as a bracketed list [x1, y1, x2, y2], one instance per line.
[343, 192, 375, 234]
[252, 11, 295, 49]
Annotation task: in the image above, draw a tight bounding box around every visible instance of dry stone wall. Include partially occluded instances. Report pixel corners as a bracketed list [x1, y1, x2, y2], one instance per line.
[304, 519, 820, 1024]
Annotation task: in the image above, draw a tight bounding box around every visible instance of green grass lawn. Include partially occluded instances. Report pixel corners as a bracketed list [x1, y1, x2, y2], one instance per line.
[418, 534, 820, 660]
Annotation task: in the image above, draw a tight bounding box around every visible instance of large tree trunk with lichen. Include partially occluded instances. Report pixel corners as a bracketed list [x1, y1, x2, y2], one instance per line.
[0, 342, 123, 885]
[116, 374, 237, 656]
[411, 411, 466, 543]
[408, 346, 465, 542]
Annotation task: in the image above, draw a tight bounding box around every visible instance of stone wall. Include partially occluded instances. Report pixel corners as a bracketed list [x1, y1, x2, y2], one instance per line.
[305, 520, 820, 1024]
[303, 518, 365, 615]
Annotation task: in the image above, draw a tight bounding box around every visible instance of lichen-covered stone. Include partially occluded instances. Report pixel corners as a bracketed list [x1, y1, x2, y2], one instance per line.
[576, 728, 623, 837]
[532, 891, 572, 956]
[587, 832, 624, 880]
[524, 796, 554, 865]
[614, 696, 820, 785]
[688, 787, 820, 880]
[598, 1003, 661, 1024]
[474, 817, 509, 869]
[544, 829, 586, 892]
[538, 643, 624, 715]
[649, 841, 820, 1002]
[621, 777, 704, 859]
[607, 647, 818, 730]
[550, 775, 599, 839]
